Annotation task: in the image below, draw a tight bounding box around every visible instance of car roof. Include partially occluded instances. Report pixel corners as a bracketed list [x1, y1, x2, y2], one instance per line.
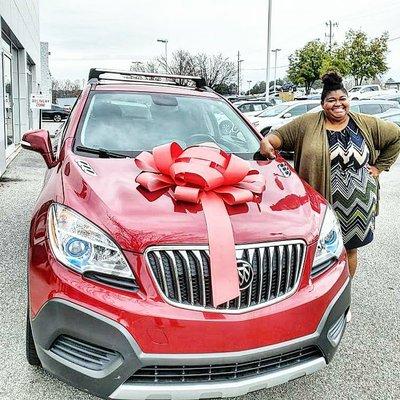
[351, 99, 398, 105]
[91, 83, 221, 99]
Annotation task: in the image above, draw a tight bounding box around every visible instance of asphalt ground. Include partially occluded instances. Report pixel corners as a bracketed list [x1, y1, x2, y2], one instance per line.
[0, 122, 399, 399]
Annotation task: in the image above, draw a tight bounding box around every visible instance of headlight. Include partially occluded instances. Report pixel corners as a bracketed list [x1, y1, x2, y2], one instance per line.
[48, 203, 135, 281]
[312, 205, 344, 276]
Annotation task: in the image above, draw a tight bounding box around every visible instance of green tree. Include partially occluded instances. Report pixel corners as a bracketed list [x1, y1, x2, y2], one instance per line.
[287, 40, 329, 94]
[341, 30, 389, 85]
[320, 46, 350, 77]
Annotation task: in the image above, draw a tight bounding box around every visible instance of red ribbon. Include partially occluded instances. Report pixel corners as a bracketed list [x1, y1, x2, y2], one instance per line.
[135, 142, 266, 307]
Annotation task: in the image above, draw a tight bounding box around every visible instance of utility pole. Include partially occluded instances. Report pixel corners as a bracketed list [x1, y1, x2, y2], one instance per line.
[271, 48, 281, 93]
[237, 51, 244, 96]
[265, 0, 272, 100]
[325, 20, 338, 52]
[157, 39, 168, 73]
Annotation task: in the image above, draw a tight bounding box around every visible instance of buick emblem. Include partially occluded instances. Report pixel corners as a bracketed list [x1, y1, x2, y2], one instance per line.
[237, 260, 254, 290]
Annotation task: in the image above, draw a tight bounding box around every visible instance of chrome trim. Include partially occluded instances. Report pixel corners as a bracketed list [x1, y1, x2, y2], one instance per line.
[144, 240, 307, 314]
[110, 358, 326, 400]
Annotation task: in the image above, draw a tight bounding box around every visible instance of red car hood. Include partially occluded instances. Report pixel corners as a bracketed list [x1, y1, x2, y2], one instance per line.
[62, 154, 325, 253]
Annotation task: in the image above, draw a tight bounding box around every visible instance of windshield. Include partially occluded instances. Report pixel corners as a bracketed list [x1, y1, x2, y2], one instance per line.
[75, 92, 260, 157]
[257, 104, 289, 118]
[349, 87, 361, 92]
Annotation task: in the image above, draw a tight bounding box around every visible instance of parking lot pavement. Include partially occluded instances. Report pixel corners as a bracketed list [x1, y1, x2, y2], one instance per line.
[0, 139, 399, 400]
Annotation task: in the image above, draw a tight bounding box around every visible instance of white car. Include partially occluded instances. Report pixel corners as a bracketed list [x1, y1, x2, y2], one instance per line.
[235, 100, 272, 117]
[348, 84, 398, 100]
[249, 100, 321, 135]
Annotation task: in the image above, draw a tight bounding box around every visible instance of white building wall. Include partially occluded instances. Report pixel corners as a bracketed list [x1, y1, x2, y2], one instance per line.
[40, 42, 52, 100]
[0, 0, 40, 176]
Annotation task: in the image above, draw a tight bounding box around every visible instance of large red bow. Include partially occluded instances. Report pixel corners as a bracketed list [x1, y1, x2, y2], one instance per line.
[135, 142, 266, 307]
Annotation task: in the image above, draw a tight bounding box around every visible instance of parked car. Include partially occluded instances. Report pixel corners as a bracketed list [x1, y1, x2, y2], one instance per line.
[369, 93, 400, 105]
[22, 68, 350, 400]
[42, 104, 70, 122]
[381, 109, 400, 126]
[235, 100, 273, 117]
[249, 100, 321, 135]
[348, 84, 398, 100]
[310, 100, 399, 117]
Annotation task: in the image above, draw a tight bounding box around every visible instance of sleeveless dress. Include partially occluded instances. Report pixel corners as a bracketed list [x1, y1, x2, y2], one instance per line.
[327, 119, 377, 250]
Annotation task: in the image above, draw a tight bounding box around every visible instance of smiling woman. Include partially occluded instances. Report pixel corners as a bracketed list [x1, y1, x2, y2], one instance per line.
[260, 71, 400, 277]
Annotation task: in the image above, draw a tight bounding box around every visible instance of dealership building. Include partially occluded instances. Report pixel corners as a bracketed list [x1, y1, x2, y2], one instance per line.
[0, 0, 41, 176]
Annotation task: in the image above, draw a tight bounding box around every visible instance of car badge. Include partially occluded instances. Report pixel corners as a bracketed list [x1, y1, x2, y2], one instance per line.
[276, 162, 291, 178]
[237, 260, 254, 290]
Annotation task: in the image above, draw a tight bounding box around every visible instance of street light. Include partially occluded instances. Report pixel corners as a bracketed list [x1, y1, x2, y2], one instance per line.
[265, 0, 272, 100]
[157, 38, 168, 73]
[271, 48, 281, 93]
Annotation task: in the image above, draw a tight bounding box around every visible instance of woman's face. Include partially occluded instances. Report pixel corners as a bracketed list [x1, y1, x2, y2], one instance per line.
[322, 89, 350, 121]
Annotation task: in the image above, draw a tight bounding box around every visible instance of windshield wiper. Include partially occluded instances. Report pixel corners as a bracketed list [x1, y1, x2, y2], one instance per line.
[75, 145, 128, 158]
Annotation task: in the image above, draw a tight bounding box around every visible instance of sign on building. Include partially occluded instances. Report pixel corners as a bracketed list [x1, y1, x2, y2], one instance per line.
[30, 93, 52, 110]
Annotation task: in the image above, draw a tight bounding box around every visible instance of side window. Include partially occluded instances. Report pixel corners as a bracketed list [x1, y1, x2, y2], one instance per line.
[371, 86, 379, 91]
[306, 104, 318, 111]
[261, 103, 268, 109]
[359, 104, 382, 115]
[289, 104, 308, 117]
[350, 105, 360, 113]
[253, 104, 263, 111]
[239, 104, 252, 113]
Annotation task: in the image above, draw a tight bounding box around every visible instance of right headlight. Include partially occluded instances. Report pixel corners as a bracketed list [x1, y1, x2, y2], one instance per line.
[48, 203, 136, 286]
[312, 205, 344, 276]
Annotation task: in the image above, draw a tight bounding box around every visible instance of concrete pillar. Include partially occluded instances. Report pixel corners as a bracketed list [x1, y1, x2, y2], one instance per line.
[18, 49, 28, 138]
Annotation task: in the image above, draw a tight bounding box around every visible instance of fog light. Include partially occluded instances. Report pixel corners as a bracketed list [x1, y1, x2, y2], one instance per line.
[327, 313, 346, 347]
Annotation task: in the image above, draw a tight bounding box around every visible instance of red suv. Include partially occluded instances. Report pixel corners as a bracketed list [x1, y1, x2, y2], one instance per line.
[23, 69, 350, 400]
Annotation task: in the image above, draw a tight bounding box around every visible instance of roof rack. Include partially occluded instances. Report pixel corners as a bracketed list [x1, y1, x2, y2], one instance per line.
[88, 68, 207, 89]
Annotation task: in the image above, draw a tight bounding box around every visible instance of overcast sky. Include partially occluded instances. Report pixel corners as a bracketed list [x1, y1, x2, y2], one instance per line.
[40, 0, 400, 88]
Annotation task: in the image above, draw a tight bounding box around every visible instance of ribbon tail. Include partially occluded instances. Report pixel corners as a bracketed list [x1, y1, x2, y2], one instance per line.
[201, 192, 240, 307]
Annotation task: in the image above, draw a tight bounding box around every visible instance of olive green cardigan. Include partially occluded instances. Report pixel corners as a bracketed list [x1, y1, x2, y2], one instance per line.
[273, 111, 400, 203]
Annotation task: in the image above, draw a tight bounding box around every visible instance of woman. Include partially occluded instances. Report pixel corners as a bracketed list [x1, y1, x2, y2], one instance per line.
[260, 72, 400, 277]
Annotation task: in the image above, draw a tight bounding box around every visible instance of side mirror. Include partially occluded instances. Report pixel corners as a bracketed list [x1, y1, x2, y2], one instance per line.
[21, 129, 57, 168]
[282, 112, 292, 119]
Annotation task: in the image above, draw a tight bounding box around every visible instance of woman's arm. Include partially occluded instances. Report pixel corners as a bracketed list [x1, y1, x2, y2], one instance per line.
[374, 119, 400, 172]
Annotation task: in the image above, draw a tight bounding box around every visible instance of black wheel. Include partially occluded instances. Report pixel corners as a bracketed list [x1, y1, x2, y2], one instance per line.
[53, 114, 62, 122]
[26, 308, 41, 366]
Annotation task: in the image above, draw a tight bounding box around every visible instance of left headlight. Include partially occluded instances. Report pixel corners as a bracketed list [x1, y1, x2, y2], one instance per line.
[312, 205, 344, 277]
[48, 203, 135, 281]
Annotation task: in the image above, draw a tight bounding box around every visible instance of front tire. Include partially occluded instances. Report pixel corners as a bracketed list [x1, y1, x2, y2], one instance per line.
[26, 308, 41, 366]
[53, 114, 62, 122]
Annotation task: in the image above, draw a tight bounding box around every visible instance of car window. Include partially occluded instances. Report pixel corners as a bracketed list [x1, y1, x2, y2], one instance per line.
[239, 104, 253, 113]
[359, 104, 382, 115]
[260, 103, 268, 109]
[349, 87, 361, 93]
[306, 103, 319, 111]
[76, 92, 260, 157]
[253, 104, 263, 111]
[288, 104, 308, 117]
[350, 105, 360, 113]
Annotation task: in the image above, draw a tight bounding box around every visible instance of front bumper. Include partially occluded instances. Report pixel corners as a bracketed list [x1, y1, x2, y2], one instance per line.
[31, 278, 350, 400]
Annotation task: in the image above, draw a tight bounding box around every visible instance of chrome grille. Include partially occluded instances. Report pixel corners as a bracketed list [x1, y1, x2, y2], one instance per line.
[128, 346, 321, 383]
[145, 241, 305, 312]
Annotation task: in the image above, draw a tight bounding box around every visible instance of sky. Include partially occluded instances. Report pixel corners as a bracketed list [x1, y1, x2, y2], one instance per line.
[40, 0, 400, 89]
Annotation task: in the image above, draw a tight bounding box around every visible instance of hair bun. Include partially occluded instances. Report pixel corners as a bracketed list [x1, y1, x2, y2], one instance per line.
[321, 72, 343, 90]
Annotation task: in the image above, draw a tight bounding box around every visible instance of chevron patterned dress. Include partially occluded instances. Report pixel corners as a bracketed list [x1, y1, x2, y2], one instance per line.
[328, 119, 377, 250]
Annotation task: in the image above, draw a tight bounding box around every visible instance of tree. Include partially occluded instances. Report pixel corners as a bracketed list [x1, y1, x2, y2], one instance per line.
[157, 50, 197, 85]
[194, 53, 236, 89]
[341, 30, 389, 85]
[320, 46, 350, 77]
[287, 40, 329, 94]
[52, 79, 82, 102]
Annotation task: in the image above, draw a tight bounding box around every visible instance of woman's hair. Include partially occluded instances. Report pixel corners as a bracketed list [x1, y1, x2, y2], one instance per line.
[320, 72, 348, 102]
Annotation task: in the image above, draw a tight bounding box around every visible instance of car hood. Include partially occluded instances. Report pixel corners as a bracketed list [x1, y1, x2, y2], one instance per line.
[253, 116, 283, 129]
[61, 153, 325, 253]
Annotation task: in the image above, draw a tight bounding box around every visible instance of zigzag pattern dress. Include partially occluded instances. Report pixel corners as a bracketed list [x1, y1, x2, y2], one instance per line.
[328, 119, 377, 250]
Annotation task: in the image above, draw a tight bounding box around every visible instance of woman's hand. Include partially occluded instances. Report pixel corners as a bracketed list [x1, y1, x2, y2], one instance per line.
[260, 136, 278, 159]
[367, 165, 381, 178]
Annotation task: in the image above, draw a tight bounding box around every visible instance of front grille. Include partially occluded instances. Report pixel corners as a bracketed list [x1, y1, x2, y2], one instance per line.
[50, 335, 120, 371]
[146, 241, 305, 312]
[128, 346, 321, 383]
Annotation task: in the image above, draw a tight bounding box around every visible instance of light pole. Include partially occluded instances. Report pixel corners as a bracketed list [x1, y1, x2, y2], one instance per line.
[157, 39, 168, 73]
[237, 51, 244, 96]
[271, 48, 281, 93]
[247, 80, 252, 95]
[265, 0, 272, 100]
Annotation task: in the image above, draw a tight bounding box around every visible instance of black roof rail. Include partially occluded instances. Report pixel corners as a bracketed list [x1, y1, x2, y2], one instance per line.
[88, 68, 207, 89]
